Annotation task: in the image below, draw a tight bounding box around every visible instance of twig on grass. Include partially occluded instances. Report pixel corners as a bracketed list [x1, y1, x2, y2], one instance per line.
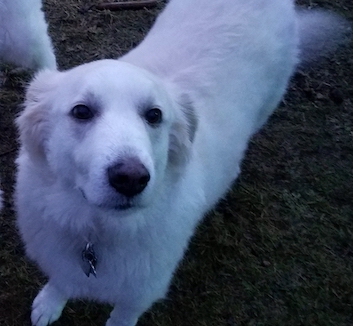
[93, 0, 158, 11]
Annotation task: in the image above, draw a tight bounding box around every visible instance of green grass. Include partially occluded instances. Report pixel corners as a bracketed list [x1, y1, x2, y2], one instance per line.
[0, 0, 353, 325]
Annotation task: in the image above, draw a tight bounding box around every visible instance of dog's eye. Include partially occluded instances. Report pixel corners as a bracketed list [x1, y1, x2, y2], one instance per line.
[145, 108, 162, 125]
[71, 105, 94, 121]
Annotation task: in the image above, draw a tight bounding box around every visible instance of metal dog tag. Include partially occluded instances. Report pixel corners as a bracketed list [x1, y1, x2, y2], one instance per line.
[81, 242, 97, 278]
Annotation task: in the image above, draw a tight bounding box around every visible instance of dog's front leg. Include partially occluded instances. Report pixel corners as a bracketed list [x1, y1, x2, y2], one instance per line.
[105, 304, 141, 326]
[31, 282, 67, 326]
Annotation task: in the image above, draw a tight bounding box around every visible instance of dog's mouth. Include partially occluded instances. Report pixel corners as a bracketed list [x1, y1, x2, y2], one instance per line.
[79, 188, 135, 211]
[110, 202, 133, 211]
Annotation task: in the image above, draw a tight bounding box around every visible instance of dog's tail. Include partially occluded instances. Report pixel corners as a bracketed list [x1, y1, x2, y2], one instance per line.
[296, 8, 351, 67]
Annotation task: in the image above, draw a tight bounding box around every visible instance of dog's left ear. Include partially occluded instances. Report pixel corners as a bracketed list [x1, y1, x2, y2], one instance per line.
[168, 93, 198, 167]
[16, 70, 60, 160]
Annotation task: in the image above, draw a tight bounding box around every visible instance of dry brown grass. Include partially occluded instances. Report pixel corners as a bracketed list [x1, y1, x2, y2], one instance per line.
[0, 0, 352, 325]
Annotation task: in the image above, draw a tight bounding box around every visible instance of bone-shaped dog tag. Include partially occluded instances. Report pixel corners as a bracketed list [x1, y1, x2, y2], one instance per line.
[81, 242, 97, 278]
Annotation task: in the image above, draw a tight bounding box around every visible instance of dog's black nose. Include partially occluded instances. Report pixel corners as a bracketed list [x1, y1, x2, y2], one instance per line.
[107, 159, 150, 197]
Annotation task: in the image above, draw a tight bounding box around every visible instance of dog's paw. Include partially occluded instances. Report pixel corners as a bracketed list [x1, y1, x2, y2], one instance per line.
[105, 306, 138, 326]
[106, 318, 138, 326]
[31, 284, 67, 326]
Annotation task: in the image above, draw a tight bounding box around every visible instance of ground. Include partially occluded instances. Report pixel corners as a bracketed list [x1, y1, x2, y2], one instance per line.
[0, 0, 352, 325]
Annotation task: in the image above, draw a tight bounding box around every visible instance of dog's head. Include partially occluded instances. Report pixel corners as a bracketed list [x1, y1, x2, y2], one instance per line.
[17, 60, 197, 211]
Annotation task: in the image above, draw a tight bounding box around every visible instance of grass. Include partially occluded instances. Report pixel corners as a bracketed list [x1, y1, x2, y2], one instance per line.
[0, 0, 353, 325]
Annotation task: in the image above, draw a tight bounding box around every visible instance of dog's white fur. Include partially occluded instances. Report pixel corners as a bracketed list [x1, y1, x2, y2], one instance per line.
[15, 0, 348, 325]
[0, 0, 56, 69]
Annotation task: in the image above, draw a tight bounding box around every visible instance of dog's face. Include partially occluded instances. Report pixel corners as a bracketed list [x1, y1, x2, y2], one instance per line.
[17, 60, 197, 211]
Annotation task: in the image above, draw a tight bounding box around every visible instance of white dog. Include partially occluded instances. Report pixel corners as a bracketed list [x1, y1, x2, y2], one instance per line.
[0, 0, 55, 210]
[15, 0, 348, 325]
[0, 0, 56, 70]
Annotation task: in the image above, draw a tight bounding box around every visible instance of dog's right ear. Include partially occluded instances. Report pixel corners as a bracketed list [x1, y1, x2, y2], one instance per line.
[168, 93, 198, 168]
[16, 70, 60, 160]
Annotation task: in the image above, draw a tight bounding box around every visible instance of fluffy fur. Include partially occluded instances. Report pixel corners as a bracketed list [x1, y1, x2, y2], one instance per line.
[15, 0, 348, 325]
[0, 0, 56, 69]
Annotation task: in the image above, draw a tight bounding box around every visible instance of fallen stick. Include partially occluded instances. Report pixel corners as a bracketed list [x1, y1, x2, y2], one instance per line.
[94, 0, 158, 10]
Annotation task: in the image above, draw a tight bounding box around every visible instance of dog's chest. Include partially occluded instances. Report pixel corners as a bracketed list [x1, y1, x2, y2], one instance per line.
[45, 230, 173, 302]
